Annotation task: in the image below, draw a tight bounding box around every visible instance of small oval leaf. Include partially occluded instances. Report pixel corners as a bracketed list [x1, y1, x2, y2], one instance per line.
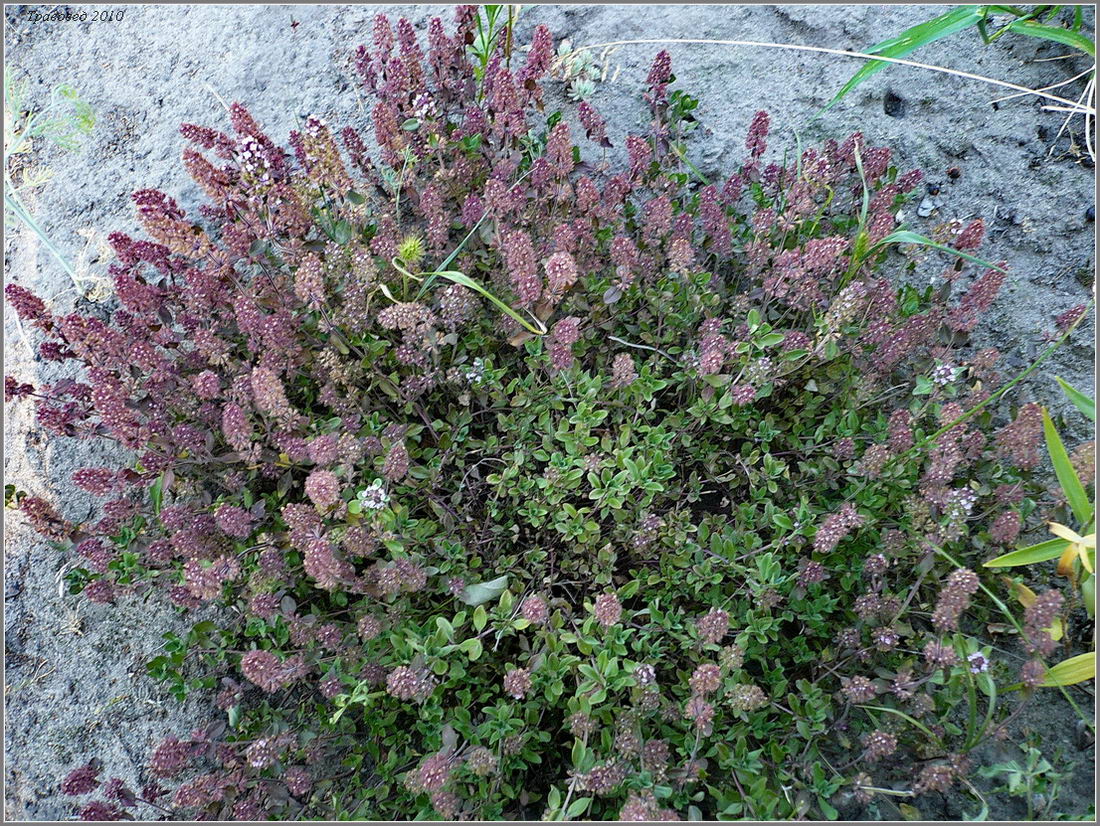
[460, 575, 509, 606]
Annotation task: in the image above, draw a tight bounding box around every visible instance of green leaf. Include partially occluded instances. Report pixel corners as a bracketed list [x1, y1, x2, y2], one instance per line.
[757, 332, 786, 348]
[460, 574, 509, 606]
[1056, 376, 1096, 422]
[571, 738, 588, 768]
[149, 472, 165, 516]
[772, 512, 794, 531]
[459, 638, 483, 660]
[1082, 573, 1095, 617]
[435, 616, 455, 639]
[1006, 18, 1096, 57]
[962, 784, 990, 822]
[1041, 652, 1095, 686]
[5, 189, 79, 279]
[983, 537, 1070, 568]
[826, 6, 986, 110]
[817, 798, 839, 820]
[1043, 407, 1093, 526]
[566, 797, 592, 819]
[333, 220, 353, 245]
[873, 230, 1008, 273]
[473, 604, 488, 632]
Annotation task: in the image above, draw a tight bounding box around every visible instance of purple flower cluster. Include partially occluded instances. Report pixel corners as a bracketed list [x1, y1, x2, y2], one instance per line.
[813, 504, 864, 553]
[240, 649, 308, 692]
[503, 667, 532, 699]
[994, 402, 1044, 470]
[931, 568, 980, 632]
[696, 608, 729, 644]
[1022, 588, 1064, 657]
[593, 592, 623, 628]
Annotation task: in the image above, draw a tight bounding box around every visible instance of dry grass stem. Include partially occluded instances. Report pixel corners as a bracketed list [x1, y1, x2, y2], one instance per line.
[570, 37, 1096, 116]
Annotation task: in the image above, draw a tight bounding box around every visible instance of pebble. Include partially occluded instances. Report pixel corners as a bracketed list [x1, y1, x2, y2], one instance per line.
[916, 194, 945, 218]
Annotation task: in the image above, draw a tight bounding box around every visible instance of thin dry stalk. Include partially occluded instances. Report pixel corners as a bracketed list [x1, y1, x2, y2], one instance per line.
[990, 66, 1095, 105]
[570, 37, 1097, 116]
[1046, 74, 1096, 161]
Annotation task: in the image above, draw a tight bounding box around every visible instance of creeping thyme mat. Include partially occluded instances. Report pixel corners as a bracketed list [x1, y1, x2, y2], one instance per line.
[6, 7, 1095, 822]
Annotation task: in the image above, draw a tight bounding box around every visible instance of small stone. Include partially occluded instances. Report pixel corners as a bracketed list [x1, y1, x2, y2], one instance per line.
[916, 194, 944, 218]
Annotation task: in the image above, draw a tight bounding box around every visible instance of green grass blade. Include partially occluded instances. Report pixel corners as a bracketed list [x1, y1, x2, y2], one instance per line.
[825, 5, 986, 110]
[1055, 376, 1096, 422]
[856, 704, 941, 744]
[431, 269, 547, 336]
[1043, 407, 1094, 526]
[1006, 18, 1096, 57]
[872, 229, 1008, 273]
[983, 537, 1070, 567]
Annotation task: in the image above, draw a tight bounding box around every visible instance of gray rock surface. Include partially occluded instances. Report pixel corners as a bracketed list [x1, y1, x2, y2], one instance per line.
[4, 4, 1095, 820]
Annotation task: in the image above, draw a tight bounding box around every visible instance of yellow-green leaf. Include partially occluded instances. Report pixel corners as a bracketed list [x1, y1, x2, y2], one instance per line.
[984, 538, 1070, 568]
[1008, 579, 1037, 607]
[1049, 522, 1090, 545]
[1043, 407, 1093, 527]
[1041, 652, 1095, 687]
[1049, 616, 1064, 642]
[899, 803, 923, 821]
